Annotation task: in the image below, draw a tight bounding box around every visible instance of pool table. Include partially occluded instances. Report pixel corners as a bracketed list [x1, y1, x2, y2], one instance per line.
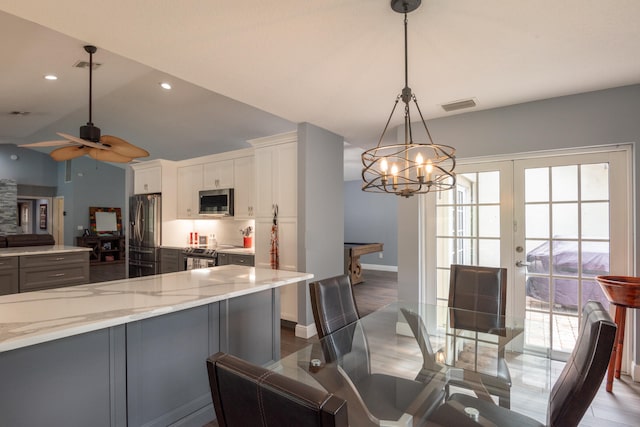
[344, 242, 384, 285]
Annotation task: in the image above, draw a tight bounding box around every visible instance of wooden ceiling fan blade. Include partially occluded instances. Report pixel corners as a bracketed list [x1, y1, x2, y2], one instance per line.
[18, 140, 77, 148]
[88, 148, 133, 163]
[101, 135, 149, 158]
[56, 132, 107, 150]
[50, 146, 91, 161]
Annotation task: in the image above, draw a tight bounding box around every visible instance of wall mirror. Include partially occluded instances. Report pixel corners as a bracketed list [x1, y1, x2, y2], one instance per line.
[89, 207, 122, 235]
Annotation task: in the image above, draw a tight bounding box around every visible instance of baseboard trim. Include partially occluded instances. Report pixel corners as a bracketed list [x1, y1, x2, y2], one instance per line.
[295, 323, 317, 339]
[361, 263, 398, 272]
[631, 361, 640, 382]
[280, 319, 296, 330]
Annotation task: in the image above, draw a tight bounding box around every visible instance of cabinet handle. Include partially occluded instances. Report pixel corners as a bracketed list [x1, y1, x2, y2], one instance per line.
[52, 257, 65, 261]
[50, 273, 66, 277]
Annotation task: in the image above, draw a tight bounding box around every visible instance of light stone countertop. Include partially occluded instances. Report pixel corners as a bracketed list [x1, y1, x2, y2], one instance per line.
[0, 265, 312, 353]
[215, 246, 255, 255]
[0, 245, 91, 257]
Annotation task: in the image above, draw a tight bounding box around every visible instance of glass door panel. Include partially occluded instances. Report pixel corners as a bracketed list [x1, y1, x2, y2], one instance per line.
[434, 163, 511, 305]
[514, 154, 627, 358]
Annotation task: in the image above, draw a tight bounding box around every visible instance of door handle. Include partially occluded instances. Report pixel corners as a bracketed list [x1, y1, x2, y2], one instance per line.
[515, 260, 531, 268]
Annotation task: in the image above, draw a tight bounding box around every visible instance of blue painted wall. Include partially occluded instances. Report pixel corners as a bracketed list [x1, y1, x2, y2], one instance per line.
[56, 156, 126, 245]
[0, 144, 126, 244]
[344, 179, 398, 268]
[0, 145, 57, 185]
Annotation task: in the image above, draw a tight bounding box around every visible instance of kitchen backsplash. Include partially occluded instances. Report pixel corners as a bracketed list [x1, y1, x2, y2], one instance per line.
[164, 218, 255, 248]
[0, 179, 18, 234]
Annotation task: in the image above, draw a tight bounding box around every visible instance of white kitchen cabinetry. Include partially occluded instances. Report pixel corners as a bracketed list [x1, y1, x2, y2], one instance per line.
[133, 166, 161, 194]
[203, 160, 234, 189]
[254, 217, 297, 272]
[255, 217, 298, 322]
[250, 132, 298, 324]
[254, 141, 297, 219]
[233, 156, 255, 218]
[177, 164, 203, 218]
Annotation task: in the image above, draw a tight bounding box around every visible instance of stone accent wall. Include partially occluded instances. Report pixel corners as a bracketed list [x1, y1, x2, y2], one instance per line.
[0, 179, 18, 234]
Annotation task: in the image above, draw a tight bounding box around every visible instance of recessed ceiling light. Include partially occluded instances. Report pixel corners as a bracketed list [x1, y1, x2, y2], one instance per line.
[44, 74, 58, 80]
[159, 82, 172, 90]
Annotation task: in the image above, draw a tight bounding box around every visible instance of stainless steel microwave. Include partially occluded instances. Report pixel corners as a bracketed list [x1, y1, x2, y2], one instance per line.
[199, 188, 234, 216]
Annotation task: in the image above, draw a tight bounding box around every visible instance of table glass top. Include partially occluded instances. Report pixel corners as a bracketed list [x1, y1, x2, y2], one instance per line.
[269, 302, 559, 427]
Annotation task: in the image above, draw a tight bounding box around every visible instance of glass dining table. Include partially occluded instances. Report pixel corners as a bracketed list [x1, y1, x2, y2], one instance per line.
[267, 302, 560, 427]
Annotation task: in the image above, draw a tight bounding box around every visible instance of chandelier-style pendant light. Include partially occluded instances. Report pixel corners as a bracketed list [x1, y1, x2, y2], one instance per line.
[362, 0, 456, 197]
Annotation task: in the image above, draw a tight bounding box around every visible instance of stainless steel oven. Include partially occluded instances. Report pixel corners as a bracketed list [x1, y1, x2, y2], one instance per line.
[182, 247, 217, 270]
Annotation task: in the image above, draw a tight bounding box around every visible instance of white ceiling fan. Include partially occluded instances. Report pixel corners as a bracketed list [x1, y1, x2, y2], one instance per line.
[20, 45, 149, 163]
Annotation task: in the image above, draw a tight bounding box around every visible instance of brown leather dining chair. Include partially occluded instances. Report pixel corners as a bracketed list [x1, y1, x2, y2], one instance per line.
[309, 274, 360, 339]
[206, 352, 348, 427]
[447, 264, 512, 408]
[427, 301, 617, 427]
[309, 275, 445, 424]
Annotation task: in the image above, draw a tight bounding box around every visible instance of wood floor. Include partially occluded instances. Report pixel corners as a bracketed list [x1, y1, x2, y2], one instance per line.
[90, 265, 640, 426]
[88, 261, 126, 283]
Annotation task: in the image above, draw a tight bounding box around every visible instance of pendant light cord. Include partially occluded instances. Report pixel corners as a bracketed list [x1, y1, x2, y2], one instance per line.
[404, 12, 409, 91]
[88, 49, 93, 125]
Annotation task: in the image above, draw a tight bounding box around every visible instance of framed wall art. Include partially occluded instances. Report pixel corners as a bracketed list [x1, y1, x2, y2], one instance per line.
[39, 204, 47, 229]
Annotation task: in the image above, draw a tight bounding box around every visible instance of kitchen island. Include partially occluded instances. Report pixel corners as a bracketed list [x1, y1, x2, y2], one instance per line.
[0, 245, 91, 294]
[0, 265, 312, 427]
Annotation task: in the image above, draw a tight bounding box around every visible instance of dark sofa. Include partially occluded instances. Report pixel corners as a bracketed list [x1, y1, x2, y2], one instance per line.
[0, 234, 56, 248]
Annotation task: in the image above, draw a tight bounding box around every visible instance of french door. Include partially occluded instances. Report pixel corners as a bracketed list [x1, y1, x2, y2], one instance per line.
[432, 161, 514, 311]
[428, 146, 632, 358]
[513, 150, 631, 358]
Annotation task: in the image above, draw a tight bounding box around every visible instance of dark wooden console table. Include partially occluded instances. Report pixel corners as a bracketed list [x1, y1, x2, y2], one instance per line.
[76, 235, 125, 264]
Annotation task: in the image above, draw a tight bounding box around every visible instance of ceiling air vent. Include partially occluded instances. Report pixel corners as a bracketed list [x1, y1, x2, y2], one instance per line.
[73, 60, 101, 70]
[441, 98, 477, 112]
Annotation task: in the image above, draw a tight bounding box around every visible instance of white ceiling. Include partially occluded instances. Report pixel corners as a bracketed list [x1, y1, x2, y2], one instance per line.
[1, 0, 640, 176]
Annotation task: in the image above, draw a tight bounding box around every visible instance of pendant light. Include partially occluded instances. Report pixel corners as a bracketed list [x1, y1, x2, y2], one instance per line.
[362, 0, 456, 197]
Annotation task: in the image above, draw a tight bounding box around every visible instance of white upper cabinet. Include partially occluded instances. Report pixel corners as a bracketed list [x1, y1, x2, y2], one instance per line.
[177, 164, 203, 218]
[203, 160, 234, 189]
[254, 141, 297, 219]
[233, 156, 255, 219]
[133, 166, 161, 194]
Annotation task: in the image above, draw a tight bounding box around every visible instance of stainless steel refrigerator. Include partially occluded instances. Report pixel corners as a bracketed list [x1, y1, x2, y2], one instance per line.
[129, 193, 161, 277]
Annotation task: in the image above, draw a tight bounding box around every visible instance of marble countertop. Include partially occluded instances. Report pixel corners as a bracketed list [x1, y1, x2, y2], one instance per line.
[0, 245, 91, 257]
[216, 246, 255, 255]
[0, 265, 312, 353]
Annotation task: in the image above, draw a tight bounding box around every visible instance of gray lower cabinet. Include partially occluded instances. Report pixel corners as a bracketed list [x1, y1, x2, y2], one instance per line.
[217, 252, 254, 266]
[0, 257, 19, 295]
[0, 288, 280, 427]
[159, 247, 185, 273]
[127, 304, 218, 427]
[0, 326, 127, 427]
[19, 252, 89, 292]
